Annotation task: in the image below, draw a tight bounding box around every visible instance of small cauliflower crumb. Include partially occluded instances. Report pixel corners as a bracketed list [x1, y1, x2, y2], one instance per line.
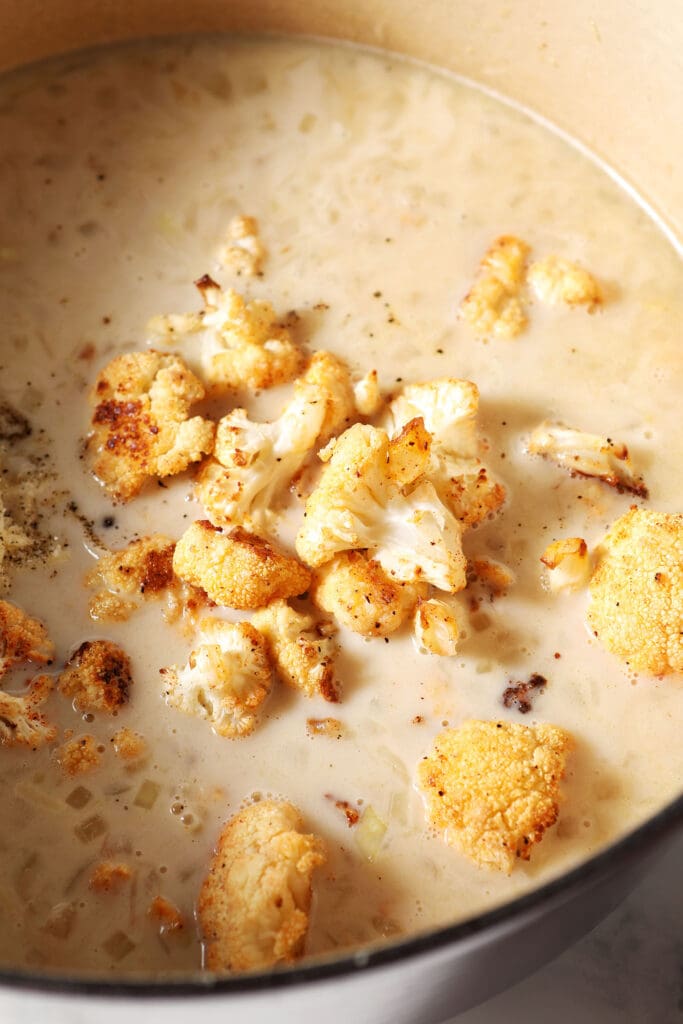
[353, 369, 383, 418]
[198, 799, 326, 972]
[296, 422, 467, 593]
[173, 521, 311, 609]
[0, 599, 54, 677]
[88, 351, 215, 502]
[0, 673, 55, 748]
[541, 537, 591, 593]
[306, 717, 345, 739]
[56, 734, 102, 776]
[312, 551, 424, 637]
[87, 535, 176, 621]
[161, 619, 272, 738]
[417, 720, 573, 872]
[527, 420, 648, 497]
[386, 378, 506, 528]
[587, 508, 683, 674]
[148, 895, 185, 933]
[528, 255, 602, 311]
[469, 558, 515, 595]
[252, 600, 339, 702]
[414, 598, 462, 656]
[58, 639, 133, 713]
[88, 861, 133, 893]
[148, 277, 304, 392]
[195, 351, 358, 532]
[217, 214, 266, 277]
[459, 235, 530, 339]
[111, 727, 148, 768]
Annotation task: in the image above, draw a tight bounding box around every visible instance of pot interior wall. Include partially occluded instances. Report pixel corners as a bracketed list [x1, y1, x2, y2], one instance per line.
[2, 0, 683, 244]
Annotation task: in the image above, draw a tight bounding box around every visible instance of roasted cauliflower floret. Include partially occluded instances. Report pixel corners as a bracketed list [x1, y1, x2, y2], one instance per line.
[198, 799, 326, 972]
[459, 235, 530, 339]
[587, 508, 683, 675]
[87, 535, 176, 621]
[0, 673, 56, 748]
[148, 277, 304, 391]
[173, 521, 311, 610]
[353, 369, 383, 418]
[417, 720, 573, 872]
[414, 598, 463, 656]
[89, 861, 134, 893]
[58, 639, 133, 713]
[527, 420, 648, 497]
[296, 422, 467, 593]
[56, 734, 102, 775]
[386, 378, 506, 527]
[195, 351, 358, 531]
[88, 350, 215, 502]
[111, 727, 148, 768]
[541, 537, 591, 593]
[217, 214, 266, 277]
[312, 551, 424, 637]
[528, 255, 602, 311]
[0, 599, 54, 677]
[161, 619, 272, 738]
[252, 600, 339, 702]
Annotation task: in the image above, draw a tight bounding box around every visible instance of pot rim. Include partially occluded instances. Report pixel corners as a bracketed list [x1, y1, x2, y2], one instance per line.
[2, 791, 681, 999]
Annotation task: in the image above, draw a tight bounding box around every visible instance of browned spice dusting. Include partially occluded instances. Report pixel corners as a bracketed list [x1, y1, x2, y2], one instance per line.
[325, 794, 360, 827]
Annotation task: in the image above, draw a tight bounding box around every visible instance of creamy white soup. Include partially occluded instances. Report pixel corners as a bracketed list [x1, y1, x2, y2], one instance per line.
[0, 35, 681, 976]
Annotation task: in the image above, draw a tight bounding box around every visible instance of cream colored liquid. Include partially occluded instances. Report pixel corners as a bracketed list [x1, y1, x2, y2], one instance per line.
[0, 36, 681, 976]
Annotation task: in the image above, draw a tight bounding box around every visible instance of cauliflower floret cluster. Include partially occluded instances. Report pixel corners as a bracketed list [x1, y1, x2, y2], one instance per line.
[417, 720, 574, 872]
[313, 552, 425, 638]
[528, 420, 648, 497]
[459, 235, 530, 339]
[148, 277, 304, 392]
[0, 673, 56, 748]
[587, 508, 683, 675]
[173, 521, 311, 609]
[89, 350, 215, 502]
[385, 378, 506, 527]
[0, 599, 54, 675]
[296, 420, 467, 593]
[217, 214, 266, 277]
[161, 619, 272, 738]
[528, 255, 602, 310]
[196, 351, 362, 531]
[87, 535, 177, 621]
[58, 639, 133, 713]
[198, 799, 326, 972]
[252, 599, 339, 702]
[56, 734, 102, 775]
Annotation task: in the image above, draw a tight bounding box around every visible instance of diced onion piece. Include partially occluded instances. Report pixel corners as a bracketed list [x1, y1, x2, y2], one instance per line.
[43, 902, 77, 939]
[541, 537, 591, 592]
[355, 806, 387, 862]
[74, 814, 107, 844]
[65, 786, 92, 810]
[102, 930, 135, 962]
[133, 780, 160, 810]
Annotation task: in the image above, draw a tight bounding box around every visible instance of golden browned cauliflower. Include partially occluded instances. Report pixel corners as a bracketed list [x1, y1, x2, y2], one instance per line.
[111, 726, 149, 767]
[58, 639, 133, 713]
[173, 521, 311, 610]
[0, 599, 54, 677]
[386, 378, 506, 527]
[414, 598, 462, 656]
[417, 720, 573, 872]
[252, 600, 339, 702]
[89, 861, 133, 893]
[541, 537, 591, 593]
[195, 351, 360, 532]
[459, 235, 530, 339]
[161, 618, 272, 738]
[87, 535, 176, 621]
[587, 508, 683, 674]
[147, 277, 304, 392]
[296, 421, 467, 593]
[527, 420, 648, 497]
[0, 673, 56, 748]
[198, 799, 326, 972]
[88, 350, 215, 502]
[217, 214, 266, 277]
[528, 255, 602, 310]
[312, 551, 424, 637]
[55, 734, 102, 776]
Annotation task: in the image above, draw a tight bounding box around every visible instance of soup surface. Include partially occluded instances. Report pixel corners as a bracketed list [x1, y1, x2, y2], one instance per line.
[0, 35, 681, 976]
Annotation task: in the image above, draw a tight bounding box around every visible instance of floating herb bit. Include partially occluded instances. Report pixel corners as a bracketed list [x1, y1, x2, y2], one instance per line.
[74, 814, 107, 843]
[133, 779, 160, 810]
